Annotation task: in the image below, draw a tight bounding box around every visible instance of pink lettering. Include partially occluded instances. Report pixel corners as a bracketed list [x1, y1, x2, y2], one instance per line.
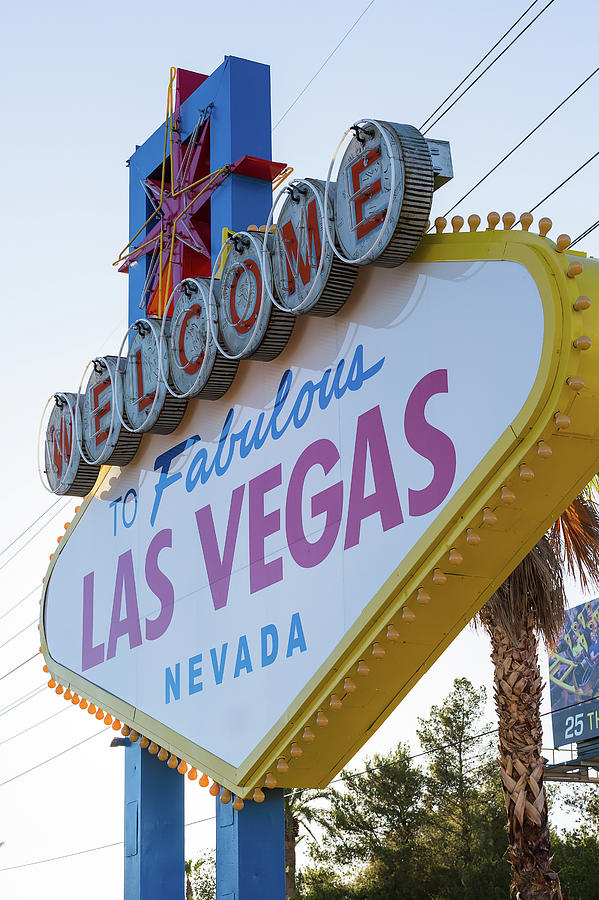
[195, 485, 245, 610]
[249, 465, 283, 594]
[344, 406, 403, 550]
[286, 439, 343, 568]
[106, 550, 142, 659]
[145, 529, 175, 640]
[404, 370, 456, 516]
[81, 571, 105, 671]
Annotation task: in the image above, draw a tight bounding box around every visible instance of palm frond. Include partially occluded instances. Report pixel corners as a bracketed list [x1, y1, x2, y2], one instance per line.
[548, 493, 599, 592]
[476, 534, 566, 647]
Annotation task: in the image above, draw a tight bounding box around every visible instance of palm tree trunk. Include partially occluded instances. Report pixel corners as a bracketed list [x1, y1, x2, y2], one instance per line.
[489, 612, 561, 899]
[284, 810, 298, 899]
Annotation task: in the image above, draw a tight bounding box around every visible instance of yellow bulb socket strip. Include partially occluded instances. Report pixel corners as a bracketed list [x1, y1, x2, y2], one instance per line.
[41, 219, 599, 799]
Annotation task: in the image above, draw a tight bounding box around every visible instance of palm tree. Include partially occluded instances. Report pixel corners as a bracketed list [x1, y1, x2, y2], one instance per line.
[476, 492, 599, 899]
[284, 788, 332, 899]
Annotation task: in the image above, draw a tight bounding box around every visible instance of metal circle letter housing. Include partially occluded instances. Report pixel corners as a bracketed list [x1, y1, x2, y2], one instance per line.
[219, 232, 294, 360]
[334, 120, 434, 267]
[81, 357, 141, 465]
[272, 179, 357, 316]
[123, 319, 187, 434]
[45, 393, 100, 495]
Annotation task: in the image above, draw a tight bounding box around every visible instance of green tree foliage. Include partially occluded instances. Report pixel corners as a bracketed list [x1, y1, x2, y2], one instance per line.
[301, 678, 512, 899]
[185, 849, 216, 900]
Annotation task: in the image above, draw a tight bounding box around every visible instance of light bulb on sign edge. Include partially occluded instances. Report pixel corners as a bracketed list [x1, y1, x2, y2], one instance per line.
[209, 781, 220, 796]
[220, 789, 231, 805]
[177, 760, 188, 774]
[432, 568, 447, 585]
[574, 335, 592, 350]
[567, 262, 583, 278]
[538, 217, 552, 237]
[330, 694, 343, 710]
[487, 211, 500, 230]
[434, 217, 447, 233]
[129, 730, 140, 742]
[448, 548, 462, 565]
[402, 606, 416, 623]
[64, 689, 72, 701]
[139, 736, 149, 749]
[265, 773, 277, 789]
[500, 486, 516, 504]
[167, 754, 178, 768]
[157, 747, 168, 761]
[290, 742, 303, 758]
[316, 710, 328, 727]
[574, 296, 591, 311]
[416, 588, 430, 605]
[519, 464, 534, 482]
[232, 796, 244, 811]
[148, 741, 158, 754]
[55, 684, 64, 695]
[343, 677, 357, 693]
[556, 234, 571, 252]
[466, 529, 480, 546]
[567, 376, 584, 391]
[199, 773, 209, 787]
[112, 719, 122, 731]
[451, 215, 463, 233]
[468, 214, 480, 232]
[188, 767, 198, 780]
[386, 624, 400, 641]
[253, 788, 265, 803]
[303, 726, 315, 742]
[372, 642, 385, 658]
[520, 212, 533, 231]
[537, 441, 552, 459]
[357, 660, 370, 676]
[95, 708, 105, 720]
[502, 212, 515, 230]
[482, 508, 497, 526]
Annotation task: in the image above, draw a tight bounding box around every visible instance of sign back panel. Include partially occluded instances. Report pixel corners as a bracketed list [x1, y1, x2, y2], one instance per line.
[42, 229, 599, 796]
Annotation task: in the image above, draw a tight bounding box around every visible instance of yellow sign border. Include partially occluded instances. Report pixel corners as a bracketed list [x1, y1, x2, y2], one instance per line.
[41, 227, 599, 796]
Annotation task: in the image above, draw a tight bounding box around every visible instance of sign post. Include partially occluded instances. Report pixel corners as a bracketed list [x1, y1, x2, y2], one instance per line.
[124, 57, 285, 899]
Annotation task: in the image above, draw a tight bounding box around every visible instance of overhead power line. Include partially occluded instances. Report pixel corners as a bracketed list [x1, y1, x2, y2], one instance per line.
[0, 619, 37, 653]
[0, 585, 41, 622]
[0, 498, 63, 562]
[0, 654, 38, 683]
[0, 498, 72, 575]
[0, 815, 216, 873]
[0, 706, 70, 748]
[272, 0, 377, 131]
[571, 218, 599, 248]
[0, 729, 104, 789]
[421, 0, 557, 134]
[0, 684, 46, 718]
[525, 148, 599, 216]
[442, 65, 599, 218]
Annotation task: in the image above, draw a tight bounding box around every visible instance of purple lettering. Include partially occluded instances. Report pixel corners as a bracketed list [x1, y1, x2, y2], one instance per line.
[106, 550, 143, 660]
[286, 439, 343, 568]
[145, 529, 175, 641]
[81, 571, 105, 671]
[195, 485, 245, 611]
[344, 406, 403, 550]
[249, 465, 283, 594]
[404, 370, 456, 516]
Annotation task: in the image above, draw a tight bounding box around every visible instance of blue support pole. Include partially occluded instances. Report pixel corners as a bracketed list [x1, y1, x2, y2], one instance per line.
[216, 789, 286, 900]
[123, 55, 285, 900]
[123, 741, 185, 900]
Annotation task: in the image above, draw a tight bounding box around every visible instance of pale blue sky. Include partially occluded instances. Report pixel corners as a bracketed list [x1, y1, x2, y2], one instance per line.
[0, 0, 598, 895]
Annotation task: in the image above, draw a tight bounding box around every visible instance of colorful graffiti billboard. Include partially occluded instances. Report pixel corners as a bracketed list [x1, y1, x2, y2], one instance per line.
[550, 598, 599, 747]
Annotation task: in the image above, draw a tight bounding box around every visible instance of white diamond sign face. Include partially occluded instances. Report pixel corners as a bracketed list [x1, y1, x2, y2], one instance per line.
[41, 233, 599, 795]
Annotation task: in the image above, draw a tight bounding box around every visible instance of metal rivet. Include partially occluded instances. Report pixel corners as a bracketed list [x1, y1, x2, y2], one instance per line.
[567, 376, 585, 391]
[574, 296, 591, 311]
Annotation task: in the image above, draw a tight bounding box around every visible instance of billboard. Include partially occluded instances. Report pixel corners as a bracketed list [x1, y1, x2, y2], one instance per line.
[550, 598, 599, 747]
[40, 224, 599, 798]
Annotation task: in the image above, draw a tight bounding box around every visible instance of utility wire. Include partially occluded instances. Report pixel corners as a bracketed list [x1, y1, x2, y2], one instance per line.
[0, 619, 37, 653]
[0, 706, 69, 748]
[0, 684, 46, 718]
[441, 65, 599, 219]
[420, 0, 543, 130]
[0, 499, 63, 562]
[0, 585, 41, 622]
[571, 218, 599, 248]
[0, 815, 216, 873]
[272, 0, 377, 131]
[422, 0, 557, 135]
[0, 499, 72, 575]
[0, 728, 104, 789]
[525, 149, 599, 216]
[0, 654, 38, 683]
